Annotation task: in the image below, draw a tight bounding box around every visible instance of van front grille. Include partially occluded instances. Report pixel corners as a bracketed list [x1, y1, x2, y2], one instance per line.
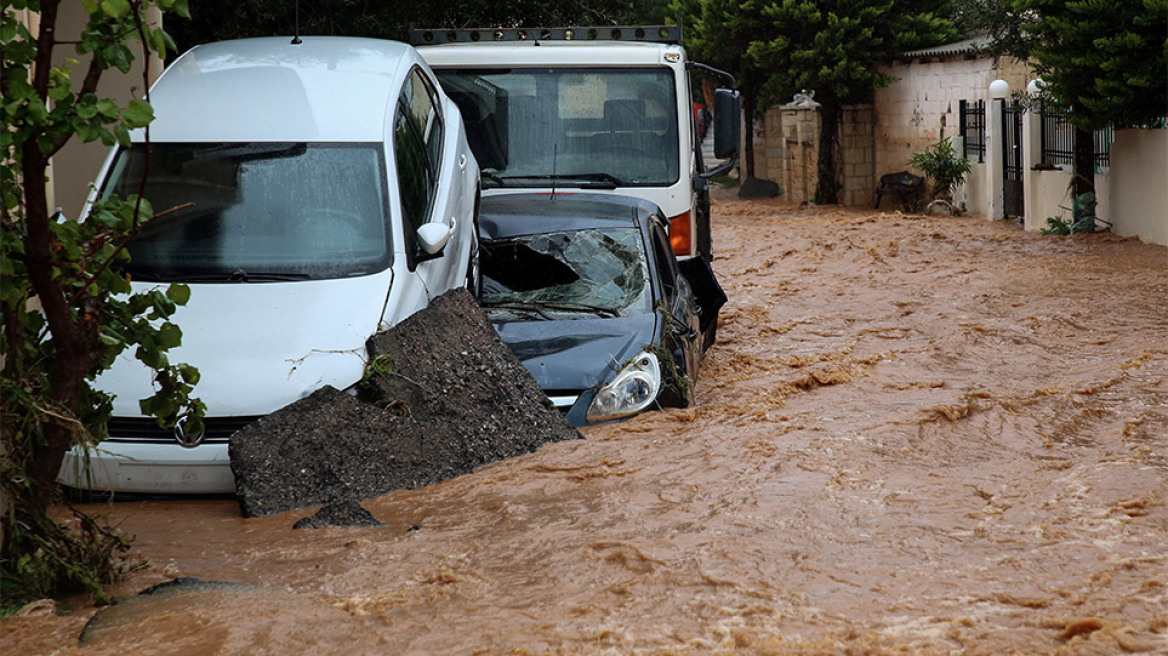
[104, 416, 263, 445]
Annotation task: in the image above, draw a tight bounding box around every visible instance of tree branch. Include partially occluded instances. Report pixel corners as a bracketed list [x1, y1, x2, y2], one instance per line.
[68, 202, 194, 307]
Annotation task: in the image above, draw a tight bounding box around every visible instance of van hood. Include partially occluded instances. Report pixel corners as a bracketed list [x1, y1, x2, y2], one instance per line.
[491, 314, 658, 392]
[98, 271, 393, 417]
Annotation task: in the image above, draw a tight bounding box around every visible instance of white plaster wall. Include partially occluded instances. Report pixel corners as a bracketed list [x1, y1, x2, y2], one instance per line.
[874, 57, 1029, 185]
[1109, 129, 1168, 245]
[1025, 169, 1113, 233]
[1026, 169, 1074, 230]
[1096, 174, 1112, 235]
[955, 161, 988, 216]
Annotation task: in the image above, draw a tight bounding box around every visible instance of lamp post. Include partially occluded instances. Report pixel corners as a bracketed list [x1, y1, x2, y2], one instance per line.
[986, 80, 1010, 220]
[1021, 79, 1046, 231]
[989, 79, 1010, 101]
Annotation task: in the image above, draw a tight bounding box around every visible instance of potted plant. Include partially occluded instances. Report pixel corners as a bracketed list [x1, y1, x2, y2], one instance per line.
[908, 137, 973, 212]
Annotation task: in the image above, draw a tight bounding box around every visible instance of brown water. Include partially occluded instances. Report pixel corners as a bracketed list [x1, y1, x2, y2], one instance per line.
[7, 198, 1167, 654]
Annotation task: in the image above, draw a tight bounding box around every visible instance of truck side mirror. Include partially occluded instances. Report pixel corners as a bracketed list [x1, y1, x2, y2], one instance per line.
[713, 88, 740, 160]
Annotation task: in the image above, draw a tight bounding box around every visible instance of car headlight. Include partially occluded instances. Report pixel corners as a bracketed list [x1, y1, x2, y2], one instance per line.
[586, 352, 661, 423]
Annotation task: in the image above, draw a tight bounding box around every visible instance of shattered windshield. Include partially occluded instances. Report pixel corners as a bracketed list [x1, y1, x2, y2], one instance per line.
[480, 228, 652, 319]
[102, 142, 391, 282]
[435, 68, 679, 187]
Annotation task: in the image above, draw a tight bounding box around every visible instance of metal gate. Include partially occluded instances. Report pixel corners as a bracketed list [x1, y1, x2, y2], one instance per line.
[1002, 101, 1024, 219]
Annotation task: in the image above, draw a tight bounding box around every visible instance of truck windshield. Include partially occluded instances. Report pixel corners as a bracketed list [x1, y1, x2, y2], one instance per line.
[101, 142, 392, 282]
[480, 228, 652, 319]
[435, 68, 679, 187]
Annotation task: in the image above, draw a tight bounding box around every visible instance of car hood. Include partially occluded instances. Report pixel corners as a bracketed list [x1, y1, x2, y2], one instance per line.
[97, 271, 393, 417]
[491, 314, 658, 391]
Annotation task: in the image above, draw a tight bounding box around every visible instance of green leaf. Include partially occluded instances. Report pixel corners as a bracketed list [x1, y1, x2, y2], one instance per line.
[27, 97, 48, 124]
[121, 99, 154, 128]
[157, 322, 182, 349]
[103, 44, 132, 74]
[75, 122, 101, 142]
[98, 330, 124, 347]
[100, 0, 131, 18]
[76, 101, 98, 120]
[135, 342, 168, 369]
[95, 98, 119, 119]
[113, 124, 131, 147]
[165, 283, 191, 305]
[178, 364, 200, 385]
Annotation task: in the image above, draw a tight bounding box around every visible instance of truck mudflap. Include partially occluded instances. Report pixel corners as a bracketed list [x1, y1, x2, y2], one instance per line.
[678, 256, 726, 350]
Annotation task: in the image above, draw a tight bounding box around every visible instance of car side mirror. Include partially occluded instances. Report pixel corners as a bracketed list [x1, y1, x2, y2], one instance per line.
[713, 88, 740, 160]
[417, 222, 451, 255]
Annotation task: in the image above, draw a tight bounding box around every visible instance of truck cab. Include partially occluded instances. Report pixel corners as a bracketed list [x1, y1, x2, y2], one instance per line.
[411, 26, 740, 263]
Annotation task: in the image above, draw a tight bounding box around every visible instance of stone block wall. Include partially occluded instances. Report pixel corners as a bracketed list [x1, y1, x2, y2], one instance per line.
[761, 103, 874, 206]
[839, 106, 875, 206]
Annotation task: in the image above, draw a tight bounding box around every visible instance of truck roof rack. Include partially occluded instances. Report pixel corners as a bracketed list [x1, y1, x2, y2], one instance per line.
[408, 25, 682, 47]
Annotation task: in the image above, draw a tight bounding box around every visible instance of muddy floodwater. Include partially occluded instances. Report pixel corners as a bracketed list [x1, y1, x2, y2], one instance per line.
[6, 197, 1167, 654]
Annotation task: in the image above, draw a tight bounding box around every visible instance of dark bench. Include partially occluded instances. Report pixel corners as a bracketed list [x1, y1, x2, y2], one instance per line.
[874, 171, 924, 211]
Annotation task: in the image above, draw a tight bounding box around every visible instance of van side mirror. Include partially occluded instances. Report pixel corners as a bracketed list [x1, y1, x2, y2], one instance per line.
[417, 222, 451, 255]
[713, 88, 740, 160]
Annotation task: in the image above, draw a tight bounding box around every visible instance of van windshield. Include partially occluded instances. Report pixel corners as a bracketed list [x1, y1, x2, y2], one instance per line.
[435, 68, 679, 187]
[102, 142, 391, 282]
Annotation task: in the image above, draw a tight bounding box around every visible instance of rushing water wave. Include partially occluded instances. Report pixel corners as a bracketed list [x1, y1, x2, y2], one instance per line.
[7, 196, 1166, 655]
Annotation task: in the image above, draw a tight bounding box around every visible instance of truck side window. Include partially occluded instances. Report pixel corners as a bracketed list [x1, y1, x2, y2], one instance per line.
[394, 68, 445, 239]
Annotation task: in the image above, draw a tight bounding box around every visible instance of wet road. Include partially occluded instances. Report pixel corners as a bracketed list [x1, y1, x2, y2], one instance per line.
[7, 198, 1167, 654]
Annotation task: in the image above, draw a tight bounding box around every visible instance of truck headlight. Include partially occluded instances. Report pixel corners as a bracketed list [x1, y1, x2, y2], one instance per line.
[586, 352, 661, 423]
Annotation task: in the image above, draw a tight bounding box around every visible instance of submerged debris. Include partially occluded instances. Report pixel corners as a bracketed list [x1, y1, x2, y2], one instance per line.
[294, 499, 384, 530]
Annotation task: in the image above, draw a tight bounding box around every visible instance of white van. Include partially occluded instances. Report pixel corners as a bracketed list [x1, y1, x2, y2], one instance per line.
[59, 37, 480, 494]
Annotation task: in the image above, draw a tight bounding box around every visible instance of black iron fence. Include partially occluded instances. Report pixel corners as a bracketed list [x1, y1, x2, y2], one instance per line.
[959, 99, 985, 163]
[1039, 105, 1112, 172]
[958, 100, 1137, 173]
[1002, 101, 1024, 218]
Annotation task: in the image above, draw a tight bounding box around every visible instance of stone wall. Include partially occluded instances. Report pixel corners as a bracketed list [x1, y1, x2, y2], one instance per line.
[839, 106, 875, 206]
[762, 104, 874, 206]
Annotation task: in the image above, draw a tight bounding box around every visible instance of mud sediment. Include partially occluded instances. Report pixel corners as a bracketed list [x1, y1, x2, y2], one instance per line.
[229, 288, 580, 518]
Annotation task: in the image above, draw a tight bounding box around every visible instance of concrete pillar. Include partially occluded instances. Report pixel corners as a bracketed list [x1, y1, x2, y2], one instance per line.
[951, 135, 968, 212]
[1020, 99, 1043, 231]
[985, 80, 1010, 220]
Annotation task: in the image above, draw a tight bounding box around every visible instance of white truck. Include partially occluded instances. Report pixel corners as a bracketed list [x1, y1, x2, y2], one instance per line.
[411, 25, 737, 344]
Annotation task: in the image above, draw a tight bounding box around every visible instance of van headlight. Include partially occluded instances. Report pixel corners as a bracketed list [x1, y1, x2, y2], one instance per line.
[586, 352, 661, 423]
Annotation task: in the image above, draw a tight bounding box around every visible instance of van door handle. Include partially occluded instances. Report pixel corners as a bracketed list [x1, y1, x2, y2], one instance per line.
[447, 217, 457, 234]
[459, 154, 467, 171]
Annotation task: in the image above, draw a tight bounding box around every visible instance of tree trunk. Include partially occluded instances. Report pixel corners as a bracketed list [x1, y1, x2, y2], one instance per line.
[743, 95, 756, 179]
[18, 0, 97, 491]
[816, 100, 841, 204]
[21, 141, 89, 491]
[1072, 125, 1096, 233]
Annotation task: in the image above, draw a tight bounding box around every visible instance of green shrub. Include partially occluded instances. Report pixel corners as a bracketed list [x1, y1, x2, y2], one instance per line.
[908, 138, 973, 201]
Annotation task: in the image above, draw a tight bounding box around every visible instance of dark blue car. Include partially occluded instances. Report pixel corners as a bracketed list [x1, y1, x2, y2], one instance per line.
[478, 193, 725, 426]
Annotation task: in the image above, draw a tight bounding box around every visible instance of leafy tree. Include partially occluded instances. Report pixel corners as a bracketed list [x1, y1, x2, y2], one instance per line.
[957, 0, 1168, 229]
[1, 0, 202, 606]
[742, 0, 960, 204]
[963, 0, 1167, 231]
